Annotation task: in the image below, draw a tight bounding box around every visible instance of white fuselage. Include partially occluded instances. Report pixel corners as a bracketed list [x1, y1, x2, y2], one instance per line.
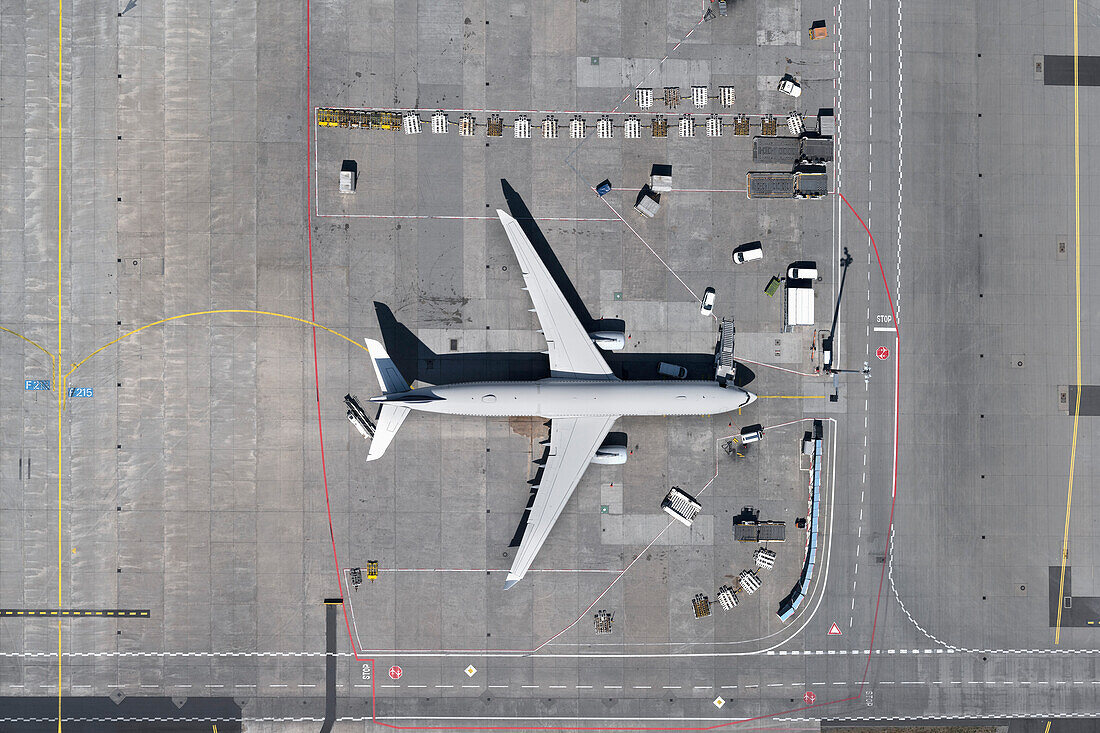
[372, 378, 755, 418]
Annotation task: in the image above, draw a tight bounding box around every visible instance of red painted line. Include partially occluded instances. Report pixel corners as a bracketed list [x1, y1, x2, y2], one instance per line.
[839, 193, 899, 330]
[373, 695, 858, 732]
[303, 0, 375, 714]
[837, 192, 901, 689]
[303, 0, 868, 723]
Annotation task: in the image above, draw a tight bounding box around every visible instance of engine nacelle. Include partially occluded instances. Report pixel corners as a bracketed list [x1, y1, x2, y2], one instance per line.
[591, 444, 628, 465]
[590, 331, 626, 350]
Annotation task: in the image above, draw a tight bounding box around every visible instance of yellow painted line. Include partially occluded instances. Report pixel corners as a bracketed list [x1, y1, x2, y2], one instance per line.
[1055, 0, 1082, 646]
[1045, 722, 1052, 733]
[66, 309, 371, 382]
[756, 395, 827, 399]
[0, 325, 55, 366]
[0, 609, 149, 617]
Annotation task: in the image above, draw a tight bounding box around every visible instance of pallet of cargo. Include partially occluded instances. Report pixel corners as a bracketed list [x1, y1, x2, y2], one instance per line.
[747, 172, 795, 199]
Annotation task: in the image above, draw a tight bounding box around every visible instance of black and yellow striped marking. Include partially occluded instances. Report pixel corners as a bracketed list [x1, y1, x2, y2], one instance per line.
[0, 609, 149, 618]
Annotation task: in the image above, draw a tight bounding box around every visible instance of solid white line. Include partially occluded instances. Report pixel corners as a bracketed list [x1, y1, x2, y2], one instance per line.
[873, 326, 895, 331]
[374, 713, 752, 717]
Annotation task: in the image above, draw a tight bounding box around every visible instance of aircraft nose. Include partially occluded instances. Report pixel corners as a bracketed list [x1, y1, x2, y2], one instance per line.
[741, 390, 757, 407]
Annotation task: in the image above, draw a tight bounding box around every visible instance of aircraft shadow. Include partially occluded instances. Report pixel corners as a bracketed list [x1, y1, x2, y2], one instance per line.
[373, 306, 757, 387]
[371, 184, 755, 389]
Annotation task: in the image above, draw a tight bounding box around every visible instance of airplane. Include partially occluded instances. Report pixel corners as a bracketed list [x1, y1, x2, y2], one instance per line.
[364, 209, 756, 590]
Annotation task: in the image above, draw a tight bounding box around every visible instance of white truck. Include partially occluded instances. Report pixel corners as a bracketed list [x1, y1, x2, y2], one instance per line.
[785, 281, 814, 326]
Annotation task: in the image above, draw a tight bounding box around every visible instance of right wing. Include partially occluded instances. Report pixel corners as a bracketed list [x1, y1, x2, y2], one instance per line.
[497, 210, 616, 380]
[504, 415, 618, 589]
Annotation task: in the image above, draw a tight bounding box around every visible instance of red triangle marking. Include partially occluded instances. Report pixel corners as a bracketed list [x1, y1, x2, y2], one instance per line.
[827, 622, 842, 636]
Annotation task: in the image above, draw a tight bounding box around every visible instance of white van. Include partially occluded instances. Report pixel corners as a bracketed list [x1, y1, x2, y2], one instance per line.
[740, 424, 765, 443]
[699, 287, 716, 315]
[787, 264, 818, 280]
[778, 76, 802, 97]
[733, 242, 763, 264]
[657, 362, 688, 379]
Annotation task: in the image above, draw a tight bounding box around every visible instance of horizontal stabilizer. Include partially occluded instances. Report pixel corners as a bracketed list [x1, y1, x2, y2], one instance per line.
[364, 338, 410, 394]
[366, 403, 410, 461]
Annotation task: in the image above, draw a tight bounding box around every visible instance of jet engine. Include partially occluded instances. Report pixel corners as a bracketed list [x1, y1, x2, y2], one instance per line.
[591, 444, 628, 465]
[589, 331, 626, 350]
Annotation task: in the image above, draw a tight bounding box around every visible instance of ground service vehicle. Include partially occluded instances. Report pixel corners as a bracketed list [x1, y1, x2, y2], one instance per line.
[339, 170, 354, 193]
[658, 362, 688, 379]
[740, 424, 765, 443]
[733, 242, 763, 264]
[778, 75, 802, 97]
[700, 287, 716, 315]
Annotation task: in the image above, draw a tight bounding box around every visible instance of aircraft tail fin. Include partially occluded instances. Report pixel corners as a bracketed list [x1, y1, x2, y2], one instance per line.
[366, 404, 410, 461]
[364, 338, 410, 394]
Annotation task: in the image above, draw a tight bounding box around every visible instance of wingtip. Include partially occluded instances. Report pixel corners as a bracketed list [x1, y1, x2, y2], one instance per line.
[502, 577, 520, 591]
[496, 208, 514, 223]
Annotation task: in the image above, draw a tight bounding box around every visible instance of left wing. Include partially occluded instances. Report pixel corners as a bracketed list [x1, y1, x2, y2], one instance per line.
[497, 210, 616, 380]
[504, 415, 618, 589]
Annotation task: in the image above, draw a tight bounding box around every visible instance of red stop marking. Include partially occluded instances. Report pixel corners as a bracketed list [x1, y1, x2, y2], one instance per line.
[803, 691, 816, 704]
[388, 665, 403, 680]
[876, 346, 890, 360]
